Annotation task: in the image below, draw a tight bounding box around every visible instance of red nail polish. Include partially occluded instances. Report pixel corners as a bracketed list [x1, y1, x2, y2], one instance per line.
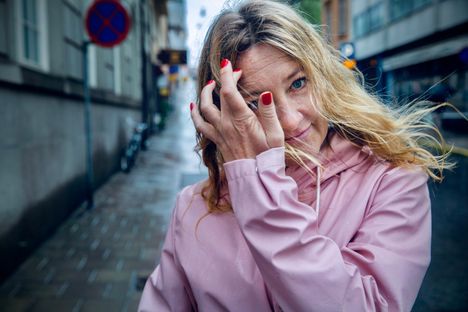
[261, 92, 272, 105]
[233, 68, 241, 73]
[206, 79, 214, 86]
[220, 59, 229, 68]
[190, 102, 194, 111]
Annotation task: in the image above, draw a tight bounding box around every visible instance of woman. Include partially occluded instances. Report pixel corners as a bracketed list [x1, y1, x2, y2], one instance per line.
[139, 1, 449, 311]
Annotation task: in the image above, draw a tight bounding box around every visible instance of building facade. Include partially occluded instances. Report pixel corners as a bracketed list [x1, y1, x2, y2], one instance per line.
[351, 0, 468, 116]
[322, 0, 350, 48]
[0, 0, 170, 281]
[167, 0, 187, 51]
[166, 0, 188, 83]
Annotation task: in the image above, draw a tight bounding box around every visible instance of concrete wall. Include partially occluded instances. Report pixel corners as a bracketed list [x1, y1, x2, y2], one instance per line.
[0, 0, 167, 281]
[0, 84, 140, 280]
[386, 5, 435, 49]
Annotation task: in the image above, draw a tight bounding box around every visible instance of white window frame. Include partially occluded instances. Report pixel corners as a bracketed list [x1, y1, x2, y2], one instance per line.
[16, 0, 49, 71]
[88, 45, 98, 88]
[114, 47, 122, 95]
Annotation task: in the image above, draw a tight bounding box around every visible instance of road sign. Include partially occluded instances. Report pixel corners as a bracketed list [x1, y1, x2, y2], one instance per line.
[85, 0, 131, 48]
[340, 42, 356, 70]
[157, 49, 188, 65]
[340, 42, 355, 59]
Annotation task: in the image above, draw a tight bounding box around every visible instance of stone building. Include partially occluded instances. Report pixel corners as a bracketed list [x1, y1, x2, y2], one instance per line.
[0, 0, 172, 281]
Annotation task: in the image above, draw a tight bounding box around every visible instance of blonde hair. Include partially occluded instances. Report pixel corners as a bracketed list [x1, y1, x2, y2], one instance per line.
[195, 0, 452, 214]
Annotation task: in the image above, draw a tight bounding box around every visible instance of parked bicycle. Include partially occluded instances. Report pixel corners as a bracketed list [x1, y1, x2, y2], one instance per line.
[120, 123, 148, 173]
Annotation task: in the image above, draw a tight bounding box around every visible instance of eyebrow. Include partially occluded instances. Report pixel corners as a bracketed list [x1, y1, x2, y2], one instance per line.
[240, 66, 303, 98]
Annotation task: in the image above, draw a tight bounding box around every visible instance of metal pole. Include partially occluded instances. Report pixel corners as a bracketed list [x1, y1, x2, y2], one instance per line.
[140, 0, 149, 148]
[82, 40, 94, 209]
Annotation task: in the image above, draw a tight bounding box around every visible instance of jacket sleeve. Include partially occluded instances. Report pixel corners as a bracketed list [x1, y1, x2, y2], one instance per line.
[224, 147, 431, 312]
[138, 195, 195, 312]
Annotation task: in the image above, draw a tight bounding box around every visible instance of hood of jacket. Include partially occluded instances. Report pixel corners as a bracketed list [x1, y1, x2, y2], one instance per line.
[286, 129, 374, 208]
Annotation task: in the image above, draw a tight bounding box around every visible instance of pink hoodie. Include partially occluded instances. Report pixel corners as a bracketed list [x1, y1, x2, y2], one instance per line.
[138, 131, 431, 311]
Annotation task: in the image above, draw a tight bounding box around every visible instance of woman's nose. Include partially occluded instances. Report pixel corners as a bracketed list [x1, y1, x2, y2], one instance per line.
[276, 101, 302, 134]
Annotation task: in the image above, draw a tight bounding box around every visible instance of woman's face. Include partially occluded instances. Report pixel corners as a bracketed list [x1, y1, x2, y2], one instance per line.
[236, 44, 329, 152]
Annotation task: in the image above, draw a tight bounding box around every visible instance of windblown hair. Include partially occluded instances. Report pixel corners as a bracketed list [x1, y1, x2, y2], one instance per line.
[195, 0, 452, 214]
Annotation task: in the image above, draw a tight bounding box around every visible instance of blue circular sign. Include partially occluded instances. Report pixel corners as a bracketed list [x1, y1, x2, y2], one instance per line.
[85, 0, 131, 48]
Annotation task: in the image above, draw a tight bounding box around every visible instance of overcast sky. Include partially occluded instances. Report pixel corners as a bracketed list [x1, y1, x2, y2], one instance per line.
[186, 0, 226, 68]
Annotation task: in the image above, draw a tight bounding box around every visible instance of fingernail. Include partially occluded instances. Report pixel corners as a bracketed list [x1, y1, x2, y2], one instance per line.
[206, 79, 214, 86]
[233, 68, 241, 73]
[220, 58, 229, 68]
[190, 102, 194, 111]
[261, 92, 272, 105]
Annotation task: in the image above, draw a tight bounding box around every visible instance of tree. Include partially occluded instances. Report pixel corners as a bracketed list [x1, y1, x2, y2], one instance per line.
[298, 0, 321, 24]
[284, 0, 321, 25]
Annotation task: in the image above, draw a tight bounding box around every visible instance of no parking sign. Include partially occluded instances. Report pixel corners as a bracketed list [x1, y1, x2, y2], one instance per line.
[85, 0, 131, 48]
[81, 1, 131, 208]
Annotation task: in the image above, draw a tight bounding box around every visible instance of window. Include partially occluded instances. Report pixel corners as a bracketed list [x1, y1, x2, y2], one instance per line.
[0, 0, 6, 55]
[96, 48, 115, 91]
[353, 12, 368, 38]
[22, 0, 39, 63]
[63, 0, 83, 79]
[325, 2, 332, 39]
[390, 0, 412, 20]
[414, 0, 432, 9]
[353, 2, 384, 38]
[121, 30, 136, 98]
[390, 0, 432, 21]
[369, 2, 384, 31]
[17, 0, 49, 70]
[338, 0, 347, 36]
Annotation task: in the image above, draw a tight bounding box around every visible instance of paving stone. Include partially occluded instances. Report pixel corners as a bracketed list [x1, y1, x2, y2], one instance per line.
[0, 298, 36, 312]
[79, 299, 125, 312]
[94, 270, 132, 284]
[29, 298, 80, 312]
[13, 281, 64, 298]
[120, 297, 141, 312]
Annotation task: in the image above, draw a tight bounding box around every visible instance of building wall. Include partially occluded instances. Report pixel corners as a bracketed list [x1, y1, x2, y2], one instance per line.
[149, 5, 169, 64]
[0, 87, 140, 274]
[167, 0, 187, 50]
[322, 0, 350, 48]
[0, 0, 165, 281]
[351, 0, 468, 114]
[352, 0, 468, 60]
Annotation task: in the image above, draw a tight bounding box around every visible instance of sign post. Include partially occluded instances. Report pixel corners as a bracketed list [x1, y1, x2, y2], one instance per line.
[340, 42, 356, 70]
[82, 0, 131, 209]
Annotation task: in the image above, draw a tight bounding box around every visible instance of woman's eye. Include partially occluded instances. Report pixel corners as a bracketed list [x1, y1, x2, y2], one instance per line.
[291, 77, 306, 90]
[247, 100, 258, 110]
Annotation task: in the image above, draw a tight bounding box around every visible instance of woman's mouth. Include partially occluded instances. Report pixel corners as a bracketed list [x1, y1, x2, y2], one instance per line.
[285, 124, 312, 142]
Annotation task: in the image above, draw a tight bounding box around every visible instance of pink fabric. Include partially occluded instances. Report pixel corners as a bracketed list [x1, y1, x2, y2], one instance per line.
[138, 132, 431, 312]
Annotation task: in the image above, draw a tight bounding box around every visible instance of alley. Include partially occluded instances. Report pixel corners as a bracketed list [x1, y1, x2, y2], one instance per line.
[0, 81, 206, 312]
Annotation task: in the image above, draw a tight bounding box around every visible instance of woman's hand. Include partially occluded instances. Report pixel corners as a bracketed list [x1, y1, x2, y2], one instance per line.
[191, 59, 284, 162]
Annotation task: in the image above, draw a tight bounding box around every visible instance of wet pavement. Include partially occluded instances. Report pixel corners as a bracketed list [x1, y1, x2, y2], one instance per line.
[0, 80, 207, 312]
[413, 153, 468, 311]
[0, 79, 466, 311]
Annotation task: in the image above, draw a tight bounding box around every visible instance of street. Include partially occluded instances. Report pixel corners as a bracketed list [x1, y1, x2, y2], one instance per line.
[0, 80, 466, 311]
[414, 153, 468, 311]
